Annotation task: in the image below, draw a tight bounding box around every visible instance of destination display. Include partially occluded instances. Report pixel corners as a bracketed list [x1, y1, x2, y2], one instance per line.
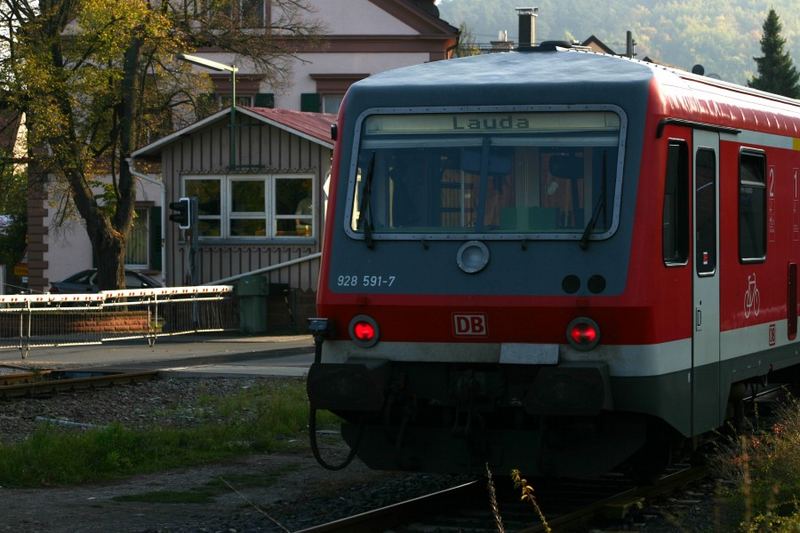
[364, 111, 620, 136]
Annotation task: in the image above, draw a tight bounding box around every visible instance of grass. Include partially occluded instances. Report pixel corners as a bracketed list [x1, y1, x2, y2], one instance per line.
[716, 396, 800, 531]
[0, 380, 338, 488]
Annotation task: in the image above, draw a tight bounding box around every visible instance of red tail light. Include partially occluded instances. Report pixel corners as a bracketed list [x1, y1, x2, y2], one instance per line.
[349, 315, 380, 348]
[353, 322, 376, 341]
[566, 317, 601, 351]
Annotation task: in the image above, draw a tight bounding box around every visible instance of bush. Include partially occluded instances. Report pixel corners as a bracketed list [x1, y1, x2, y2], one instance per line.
[717, 397, 800, 530]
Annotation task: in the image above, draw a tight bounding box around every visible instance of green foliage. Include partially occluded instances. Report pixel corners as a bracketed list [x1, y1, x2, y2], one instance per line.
[0, 380, 338, 487]
[0, 159, 27, 273]
[716, 397, 800, 529]
[438, 0, 800, 85]
[744, 512, 800, 533]
[749, 10, 800, 98]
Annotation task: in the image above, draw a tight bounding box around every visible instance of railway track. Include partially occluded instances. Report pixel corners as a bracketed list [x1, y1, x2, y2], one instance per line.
[0, 367, 158, 398]
[298, 465, 709, 532]
[518, 465, 709, 532]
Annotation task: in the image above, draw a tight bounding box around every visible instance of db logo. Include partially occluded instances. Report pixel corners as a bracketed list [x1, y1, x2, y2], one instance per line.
[453, 314, 488, 337]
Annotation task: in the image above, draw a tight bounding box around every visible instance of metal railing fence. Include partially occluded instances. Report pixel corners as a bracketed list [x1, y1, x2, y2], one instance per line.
[0, 286, 236, 358]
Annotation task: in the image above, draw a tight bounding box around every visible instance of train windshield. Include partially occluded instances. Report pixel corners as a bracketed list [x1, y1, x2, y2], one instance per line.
[349, 111, 623, 239]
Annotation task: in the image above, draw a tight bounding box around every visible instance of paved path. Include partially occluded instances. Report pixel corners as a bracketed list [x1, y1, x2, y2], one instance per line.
[0, 334, 315, 377]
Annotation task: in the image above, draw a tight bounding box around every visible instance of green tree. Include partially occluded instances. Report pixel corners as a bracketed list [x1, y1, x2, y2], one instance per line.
[0, 0, 322, 290]
[0, 148, 27, 288]
[437, 0, 800, 84]
[749, 9, 800, 97]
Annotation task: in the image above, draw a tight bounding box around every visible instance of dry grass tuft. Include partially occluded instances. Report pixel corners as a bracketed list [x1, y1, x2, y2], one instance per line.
[511, 468, 551, 533]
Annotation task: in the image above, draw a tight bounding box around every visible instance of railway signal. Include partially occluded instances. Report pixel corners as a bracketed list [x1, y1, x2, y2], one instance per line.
[168, 197, 191, 229]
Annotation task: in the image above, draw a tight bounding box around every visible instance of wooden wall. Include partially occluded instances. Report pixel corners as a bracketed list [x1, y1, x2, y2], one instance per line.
[161, 114, 331, 291]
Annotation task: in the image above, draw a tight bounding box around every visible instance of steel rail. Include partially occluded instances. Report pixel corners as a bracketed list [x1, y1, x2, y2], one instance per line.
[0, 369, 53, 385]
[0, 370, 159, 398]
[295, 465, 709, 533]
[518, 466, 710, 532]
[294, 480, 481, 533]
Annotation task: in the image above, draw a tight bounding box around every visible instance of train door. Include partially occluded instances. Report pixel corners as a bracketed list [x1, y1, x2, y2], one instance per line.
[692, 130, 721, 434]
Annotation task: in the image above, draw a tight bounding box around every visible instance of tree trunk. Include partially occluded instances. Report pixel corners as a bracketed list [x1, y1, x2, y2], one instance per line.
[88, 225, 125, 291]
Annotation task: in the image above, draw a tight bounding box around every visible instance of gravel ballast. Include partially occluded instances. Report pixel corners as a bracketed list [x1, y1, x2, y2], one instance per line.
[0, 374, 723, 532]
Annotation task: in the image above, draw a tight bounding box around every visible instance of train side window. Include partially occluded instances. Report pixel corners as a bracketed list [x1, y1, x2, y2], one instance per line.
[695, 149, 717, 275]
[663, 141, 689, 265]
[739, 150, 766, 262]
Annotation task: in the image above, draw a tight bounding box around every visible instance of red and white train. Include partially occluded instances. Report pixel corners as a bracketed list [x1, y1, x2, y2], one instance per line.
[306, 42, 800, 477]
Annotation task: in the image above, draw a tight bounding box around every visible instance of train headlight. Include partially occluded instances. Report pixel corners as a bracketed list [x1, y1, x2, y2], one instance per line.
[566, 317, 601, 351]
[349, 315, 380, 348]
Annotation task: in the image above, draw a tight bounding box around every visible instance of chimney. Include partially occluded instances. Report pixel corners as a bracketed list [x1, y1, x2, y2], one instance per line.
[625, 30, 636, 58]
[410, 0, 439, 18]
[516, 7, 538, 50]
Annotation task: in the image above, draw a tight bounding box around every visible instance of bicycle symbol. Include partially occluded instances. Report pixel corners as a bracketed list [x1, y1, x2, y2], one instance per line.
[744, 273, 761, 319]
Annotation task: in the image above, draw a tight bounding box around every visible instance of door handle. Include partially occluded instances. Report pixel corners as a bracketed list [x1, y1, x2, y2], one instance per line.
[696, 307, 702, 330]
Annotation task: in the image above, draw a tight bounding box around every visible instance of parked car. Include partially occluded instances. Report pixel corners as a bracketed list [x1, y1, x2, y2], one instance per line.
[49, 269, 162, 293]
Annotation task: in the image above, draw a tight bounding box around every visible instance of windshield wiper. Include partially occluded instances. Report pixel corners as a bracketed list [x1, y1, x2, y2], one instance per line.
[579, 151, 608, 251]
[356, 153, 376, 248]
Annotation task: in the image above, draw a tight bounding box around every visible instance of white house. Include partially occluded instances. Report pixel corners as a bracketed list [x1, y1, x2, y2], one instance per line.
[192, 0, 459, 114]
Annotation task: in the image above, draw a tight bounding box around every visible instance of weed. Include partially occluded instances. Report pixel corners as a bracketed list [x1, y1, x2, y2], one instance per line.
[511, 469, 551, 533]
[485, 463, 504, 533]
[715, 395, 800, 529]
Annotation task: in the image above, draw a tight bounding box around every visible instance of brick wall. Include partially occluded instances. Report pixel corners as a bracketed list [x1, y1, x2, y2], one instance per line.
[0, 310, 150, 337]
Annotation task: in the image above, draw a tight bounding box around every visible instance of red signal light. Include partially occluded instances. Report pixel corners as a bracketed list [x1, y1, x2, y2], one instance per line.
[566, 317, 601, 351]
[348, 315, 380, 348]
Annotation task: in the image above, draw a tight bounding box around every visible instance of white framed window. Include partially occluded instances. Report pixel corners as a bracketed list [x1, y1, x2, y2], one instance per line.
[218, 94, 254, 107]
[239, 0, 267, 27]
[182, 174, 315, 240]
[213, 0, 267, 27]
[230, 176, 267, 237]
[275, 176, 313, 237]
[322, 94, 344, 114]
[185, 177, 223, 237]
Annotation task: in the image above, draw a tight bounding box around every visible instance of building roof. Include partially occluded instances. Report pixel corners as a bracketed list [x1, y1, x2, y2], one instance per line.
[243, 107, 337, 146]
[132, 107, 337, 159]
[581, 35, 617, 55]
[375, 0, 459, 35]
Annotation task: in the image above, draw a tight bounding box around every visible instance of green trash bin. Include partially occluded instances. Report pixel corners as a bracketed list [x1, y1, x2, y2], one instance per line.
[236, 276, 268, 334]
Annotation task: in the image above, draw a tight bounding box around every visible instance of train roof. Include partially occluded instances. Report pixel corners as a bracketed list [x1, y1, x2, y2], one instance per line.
[359, 47, 653, 88]
[346, 47, 800, 138]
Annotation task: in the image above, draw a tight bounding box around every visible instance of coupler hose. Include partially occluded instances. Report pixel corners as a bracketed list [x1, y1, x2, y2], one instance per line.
[307, 320, 365, 470]
[308, 405, 364, 471]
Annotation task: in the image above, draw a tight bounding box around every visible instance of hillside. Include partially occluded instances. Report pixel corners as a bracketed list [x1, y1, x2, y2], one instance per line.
[437, 0, 800, 85]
